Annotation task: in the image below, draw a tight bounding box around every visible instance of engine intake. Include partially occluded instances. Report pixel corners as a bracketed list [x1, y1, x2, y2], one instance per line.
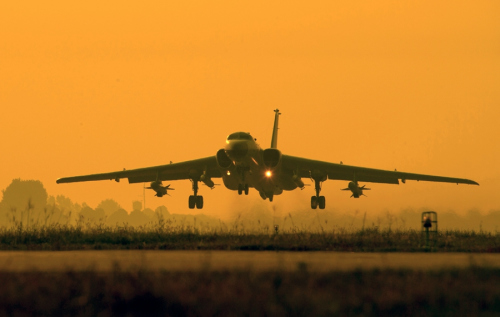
[216, 149, 233, 169]
[263, 149, 282, 168]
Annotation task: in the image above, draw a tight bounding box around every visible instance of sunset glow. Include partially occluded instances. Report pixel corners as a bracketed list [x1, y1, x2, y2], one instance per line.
[0, 1, 498, 220]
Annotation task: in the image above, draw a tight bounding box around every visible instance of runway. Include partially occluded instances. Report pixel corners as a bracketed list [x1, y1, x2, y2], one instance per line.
[0, 251, 499, 272]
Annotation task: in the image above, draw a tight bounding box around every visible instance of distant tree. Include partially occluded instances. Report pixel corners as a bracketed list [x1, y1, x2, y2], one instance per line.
[47, 195, 56, 207]
[96, 199, 122, 217]
[155, 205, 170, 216]
[56, 195, 80, 214]
[129, 210, 150, 227]
[106, 208, 129, 227]
[0, 179, 48, 228]
[132, 201, 142, 212]
[483, 209, 500, 233]
[143, 208, 155, 220]
[78, 204, 105, 225]
[45, 195, 75, 225]
[54, 195, 81, 225]
[40, 203, 69, 226]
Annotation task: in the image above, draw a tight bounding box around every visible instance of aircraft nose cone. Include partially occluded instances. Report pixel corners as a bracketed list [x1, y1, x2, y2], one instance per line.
[226, 141, 248, 161]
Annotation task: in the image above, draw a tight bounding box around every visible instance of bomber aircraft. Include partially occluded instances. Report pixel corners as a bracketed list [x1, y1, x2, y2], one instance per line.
[57, 109, 478, 209]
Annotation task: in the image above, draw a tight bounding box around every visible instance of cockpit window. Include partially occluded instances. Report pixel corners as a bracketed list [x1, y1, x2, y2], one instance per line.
[227, 132, 253, 141]
[240, 133, 253, 140]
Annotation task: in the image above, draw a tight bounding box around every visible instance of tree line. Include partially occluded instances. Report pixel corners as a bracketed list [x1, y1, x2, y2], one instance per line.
[0, 179, 219, 230]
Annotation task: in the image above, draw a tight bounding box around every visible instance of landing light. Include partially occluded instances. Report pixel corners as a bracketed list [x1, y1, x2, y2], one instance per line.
[227, 171, 231, 176]
[265, 170, 272, 178]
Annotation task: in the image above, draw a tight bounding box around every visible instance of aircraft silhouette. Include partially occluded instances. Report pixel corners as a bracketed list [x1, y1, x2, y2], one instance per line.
[57, 109, 478, 209]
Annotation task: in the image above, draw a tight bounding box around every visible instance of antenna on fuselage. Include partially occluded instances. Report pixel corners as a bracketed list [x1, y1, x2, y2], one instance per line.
[271, 109, 281, 149]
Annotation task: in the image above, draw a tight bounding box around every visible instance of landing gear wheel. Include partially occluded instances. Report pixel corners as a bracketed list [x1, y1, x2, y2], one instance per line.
[196, 196, 204, 209]
[269, 195, 273, 202]
[244, 184, 249, 195]
[237, 184, 243, 195]
[190, 179, 201, 209]
[318, 196, 326, 209]
[311, 177, 326, 209]
[311, 196, 318, 209]
[188, 195, 196, 209]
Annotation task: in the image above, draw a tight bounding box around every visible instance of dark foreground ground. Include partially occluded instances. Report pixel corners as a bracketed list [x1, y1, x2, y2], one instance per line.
[1, 251, 499, 272]
[1, 268, 499, 316]
[1, 227, 498, 316]
[0, 251, 499, 316]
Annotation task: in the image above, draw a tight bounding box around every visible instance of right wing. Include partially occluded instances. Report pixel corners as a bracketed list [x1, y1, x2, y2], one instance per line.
[56, 156, 221, 184]
[282, 155, 478, 185]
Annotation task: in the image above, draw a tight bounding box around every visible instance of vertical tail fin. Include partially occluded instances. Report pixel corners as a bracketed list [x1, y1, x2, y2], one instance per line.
[271, 109, 281, 149]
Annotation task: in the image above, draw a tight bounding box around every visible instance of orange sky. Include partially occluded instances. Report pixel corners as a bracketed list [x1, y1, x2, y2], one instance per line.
[1, 1, 499, 220]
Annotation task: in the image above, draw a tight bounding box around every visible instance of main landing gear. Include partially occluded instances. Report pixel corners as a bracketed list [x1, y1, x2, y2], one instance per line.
[311, 178, 326, 209]
[188, 179, 203, 209]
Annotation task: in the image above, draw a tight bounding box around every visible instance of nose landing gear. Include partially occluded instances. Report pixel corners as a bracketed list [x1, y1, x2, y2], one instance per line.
[236, 166, 250, 195]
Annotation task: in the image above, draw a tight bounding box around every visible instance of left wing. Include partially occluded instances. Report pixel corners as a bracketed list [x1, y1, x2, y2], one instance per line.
[56, 156, 221, 184]
[282, 155, 479, 185]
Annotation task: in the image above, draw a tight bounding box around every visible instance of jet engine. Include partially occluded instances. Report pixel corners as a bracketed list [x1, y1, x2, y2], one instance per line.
[263, 148, 282, 169]
[147, 181, 174, 197]
[342, 181, 370, 198]
[216, 149, 233, 169]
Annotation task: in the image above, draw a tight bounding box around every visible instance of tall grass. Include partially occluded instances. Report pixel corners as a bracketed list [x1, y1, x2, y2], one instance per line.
[0, 223, 498, 252]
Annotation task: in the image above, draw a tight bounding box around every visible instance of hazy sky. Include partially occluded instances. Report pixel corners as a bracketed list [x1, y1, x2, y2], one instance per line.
[1, 1, 498, 220]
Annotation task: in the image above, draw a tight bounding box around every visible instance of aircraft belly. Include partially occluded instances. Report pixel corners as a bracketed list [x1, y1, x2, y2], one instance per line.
[254, 182, 282, 196]
[247, 171, 295, 196]
[222, 153, 296, 196]
[242, 168, 271, 194]
[222, 174, 239, 190]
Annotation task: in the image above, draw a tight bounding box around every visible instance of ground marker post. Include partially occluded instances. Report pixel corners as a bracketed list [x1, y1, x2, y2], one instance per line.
[421, 211, 438, 252]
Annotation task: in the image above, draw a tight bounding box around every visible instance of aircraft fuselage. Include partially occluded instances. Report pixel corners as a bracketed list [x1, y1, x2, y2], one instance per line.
[222, 132, 298, 200]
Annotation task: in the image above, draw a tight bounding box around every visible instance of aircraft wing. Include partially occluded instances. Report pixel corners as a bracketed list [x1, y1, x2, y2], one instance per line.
[282, 155, 479, 185]
[56, 156, 221, 184]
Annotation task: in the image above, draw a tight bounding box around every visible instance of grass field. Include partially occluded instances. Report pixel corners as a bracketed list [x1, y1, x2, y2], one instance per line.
[0, 224, 499, 252]
[0, 225, 499, 315]
[0, 268, 499, 316]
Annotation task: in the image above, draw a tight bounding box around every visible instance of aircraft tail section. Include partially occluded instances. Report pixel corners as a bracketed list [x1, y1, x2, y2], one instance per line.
[271, 109, 281, 149]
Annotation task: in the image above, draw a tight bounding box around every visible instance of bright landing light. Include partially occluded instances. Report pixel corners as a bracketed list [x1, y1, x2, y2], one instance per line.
[265, 170, 272, 177]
